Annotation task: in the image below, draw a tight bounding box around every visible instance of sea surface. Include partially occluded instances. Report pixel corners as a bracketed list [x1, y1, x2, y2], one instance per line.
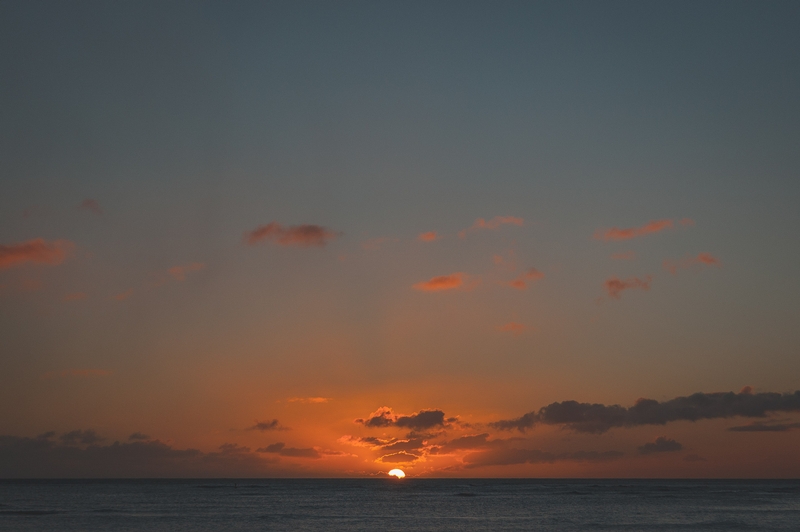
[1, 479, 799, 531]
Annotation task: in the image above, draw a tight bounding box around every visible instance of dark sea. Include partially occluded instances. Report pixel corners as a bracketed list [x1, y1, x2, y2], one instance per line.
[1, 479, 799, 531]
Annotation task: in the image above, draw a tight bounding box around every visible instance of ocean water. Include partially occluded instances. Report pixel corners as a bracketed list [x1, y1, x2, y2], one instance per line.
[1, 479, 799, 531]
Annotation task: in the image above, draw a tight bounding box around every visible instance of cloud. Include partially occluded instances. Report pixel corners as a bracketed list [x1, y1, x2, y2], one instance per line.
[727, 421, 800, 432]
[63, 292, 87, 302]
[458, 216, 524, 238]
[463, 448, 623, 468]
[418, 231, 439, 242]
[287, 397, 330, 404]
[611, 251, 636, 261]
[679, 218, 695, 227]
[114, 289, 133, 301]
[433, 434, 493, 454]
[0, 238, 74, 270]
[355, 407, 453, 430]
[497, 322, 527, 336]
[604, 275, 652, 299]
[663, 253, 721, 275]
[638, 436, 683, 454]
[60, 430, 105, 446]
[490, 389, 800, 434]
[247, 419, 286, 431]
[77, 199, 103, 215]
[506, 267, 544, 290]
[42, 369, 112, 379]
[413, 272, 469, 292]
[244, 222, 338, 247]
[256, 442, 320, 459]
[129, 433, 151, 441]
[168, 262, 206, 281]
[594, 219, 675, 242]
[378, 452, 419, 463]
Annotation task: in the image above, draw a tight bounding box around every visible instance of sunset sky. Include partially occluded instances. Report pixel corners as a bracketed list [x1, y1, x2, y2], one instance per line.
[1, 1, 800, 478]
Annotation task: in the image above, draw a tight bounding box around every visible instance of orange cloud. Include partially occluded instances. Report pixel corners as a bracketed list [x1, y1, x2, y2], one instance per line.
[663, 253, 721, 275]
[114, 289, 133, 301]
[497, 322, 526, 336]
[679, 218, 695, 227]
[611, 251, 636, 261]
[594, 219, 674, 241]
[413, 272, 469, 292]
[63, 292, 87, 302]
[78, 199, 103, 215]
[0, 238, 74, 270]
[506, 267, 544, 290]
[168, 262, 206, 281]
[287, 397, 331, 404]
[459, 216, 524, 238]
[418, 231, 439, 242]
[244, 222, 338, 247]
[42, 369, 112, 379]
[604, 275, 652, 299]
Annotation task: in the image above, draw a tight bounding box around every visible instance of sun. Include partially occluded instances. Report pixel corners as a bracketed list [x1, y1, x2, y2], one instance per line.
[388, 469, 405, 479]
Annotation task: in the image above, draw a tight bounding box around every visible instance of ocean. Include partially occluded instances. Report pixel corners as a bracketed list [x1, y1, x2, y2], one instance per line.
[1, 479, 799, 531]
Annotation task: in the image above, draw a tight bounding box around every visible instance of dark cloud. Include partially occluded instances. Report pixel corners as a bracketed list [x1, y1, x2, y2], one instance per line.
[60, 430, 105, 446]
[638, 437, 682, 454]
[463, 448, 623, 468]
[255, 442, 320, 459]
[491, 390, 800, 434]
[728, 421, 800, 432]
[36, 431, 56, 440]
[128, 432, 151, 441]
[434, 434, 493, 454]
[247, 419, 285, 431]
[355, 407, 453, 430]
[244, 222, 339, 247]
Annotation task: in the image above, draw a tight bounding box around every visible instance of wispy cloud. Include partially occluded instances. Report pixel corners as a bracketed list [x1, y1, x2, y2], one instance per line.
[42, 369, 112, 379]
[459, 216, 524, 238]
[168, 262, 206, 281]
[413, 272, 471, 292]
[244, 222, 339, 247]
[497, 322, 527, 336]
[287, 397, 331, 404]
[663, 253, 721, 275]
[506, 267, 544, 290]
[604, 275, 652, 299]
[256, 442, 320, 459]
[247, 419, 287, 431]
[0, 238, 74, 270]
[77, 199, 103, 215]
[594, 219, 676, 242]
[418, 231, 439, 242]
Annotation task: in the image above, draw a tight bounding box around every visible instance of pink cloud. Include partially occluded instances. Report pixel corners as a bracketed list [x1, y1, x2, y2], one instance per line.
[611, 251, 636, 261]
[0, 238, 74, 270]
[244, 222, 339, 247]
[459, 216, 524, 238]
[42, 369, 112, 379]
[506, 268, 544, 290]
[497, 322, 526, 336]
[594, 219, 674, 242]
[413, 272, 471, 292]
[604, 275, 652, 299]
[418, 231, 439, 242]
[63, 292, 87, 302]
[168, 262, 206, 281]
[663, 253, 721, 275]
[78, 199, 103, 215]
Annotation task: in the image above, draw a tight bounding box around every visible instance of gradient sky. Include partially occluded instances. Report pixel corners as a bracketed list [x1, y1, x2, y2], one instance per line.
[2, 0, 800, 478]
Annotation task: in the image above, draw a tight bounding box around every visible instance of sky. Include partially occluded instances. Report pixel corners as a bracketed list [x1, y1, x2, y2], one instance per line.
[1, 0, 800, 478]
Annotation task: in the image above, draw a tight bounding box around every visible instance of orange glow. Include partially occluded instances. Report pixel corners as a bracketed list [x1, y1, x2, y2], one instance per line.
[0, 238, 74, 269]
[418, 231, 439, 242]
[604, 275, 652, 299]
[413, 272, 466, 291]
[388, 468, 406, 478]
[594, 219, 674, 241]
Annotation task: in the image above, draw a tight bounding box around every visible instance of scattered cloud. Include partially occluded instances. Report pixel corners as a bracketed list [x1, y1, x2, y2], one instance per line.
[247, 419, 286, 431]
[459, 216, 524, 238]
[638, 436, 683, 454]
[611, 251, 636, 261]
[604, 275, 652, 299]
[506, 267, 544, 290]
[0, 238, 74, 270]
[256, 442, 320, 459]
[355, 407, 454, 430]
[244, 222, 339, 247]
[42, 369, 112, 379]
[663, 253, 721, 275]
[594, 219, 675, 242]
[113, 289, 133, 301]
[168, 262, 206, 281]
[418, 231, 439, 242]
[497, 322, 527, 336]
[727, 421, 800, 432]
[63, 292, 87, 302]
[413, 272, 469, 292]
[490, 389, 800, 434]
[287, 397, 331, 404]
[77, 199, 103, 215]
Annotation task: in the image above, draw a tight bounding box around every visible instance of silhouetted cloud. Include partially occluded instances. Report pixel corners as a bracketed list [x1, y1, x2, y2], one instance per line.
[0, 238, 74, 270]
[418, 231, 439, 242]
[78, 199, 103, 215]
[728, 421, 800, 432]
[244, 222, 338, 247]
[594, 219, 674, 241]
[248, 419, 286, 431]
[506, 268, 544, 290]
[413, 273, 468, 292]
[459, 216, 524, 238]
[463, 448, 623, 468]
[355, 407, 454, 430]
[604, 275, 652, 299]
[663, 253, 721, 275]
[256, 442, 320, 458]
[638, 436, 682, 454]
[129, 433, 151, 441]
[491, 389, 800, 434]
[60, 430, 105, 446]
[168, 262, 206, 281]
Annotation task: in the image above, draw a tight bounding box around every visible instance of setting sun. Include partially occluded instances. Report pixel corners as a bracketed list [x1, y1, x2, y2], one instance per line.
[388, 469, 406, 479]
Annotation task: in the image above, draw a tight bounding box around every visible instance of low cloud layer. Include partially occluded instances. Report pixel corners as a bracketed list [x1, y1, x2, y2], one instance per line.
[244, 222, 338, 247]
[256, 442, 320, 459]
[491, 389, 800, 434]
[638, 436, 682, 454]
[0, 238, 74, 270]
